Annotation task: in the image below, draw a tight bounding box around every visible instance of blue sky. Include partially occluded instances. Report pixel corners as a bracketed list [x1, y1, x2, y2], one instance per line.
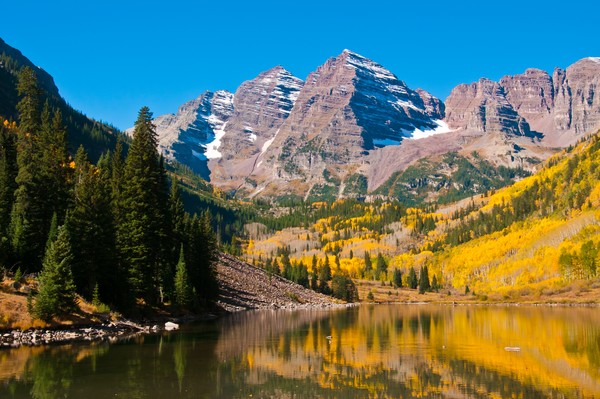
[2, 0, 599, 130]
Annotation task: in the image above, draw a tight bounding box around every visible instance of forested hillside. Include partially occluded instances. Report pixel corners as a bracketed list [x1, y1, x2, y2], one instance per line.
[0, 69, 220, 320]
[0, 37, 118, 160]
[243, 130, 600, 300]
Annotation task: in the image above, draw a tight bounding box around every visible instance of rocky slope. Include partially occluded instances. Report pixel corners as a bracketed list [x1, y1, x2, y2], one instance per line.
[208, 66, 303, 191]
[215, 253, 336, 312]
[141, 52, 600, 201]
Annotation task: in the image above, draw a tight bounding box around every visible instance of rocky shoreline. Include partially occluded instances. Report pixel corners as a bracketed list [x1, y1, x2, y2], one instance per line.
[0, 253, 345, 348]
[1, 323, 137, 348]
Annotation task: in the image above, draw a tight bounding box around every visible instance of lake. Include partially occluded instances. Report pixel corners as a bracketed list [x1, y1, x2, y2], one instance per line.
[1, 304, 599, 398]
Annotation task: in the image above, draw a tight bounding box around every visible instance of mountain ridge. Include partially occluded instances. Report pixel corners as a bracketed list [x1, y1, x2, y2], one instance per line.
[0, 37, 120, 160]
[130, 51, 600, 202]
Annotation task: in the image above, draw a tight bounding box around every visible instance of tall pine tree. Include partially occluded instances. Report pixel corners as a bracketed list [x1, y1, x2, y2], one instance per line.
[117, 107, 170, 304]
[67, 146, 115, 301]
[0, 119, 17, 264]
[11, 67, 49, 270]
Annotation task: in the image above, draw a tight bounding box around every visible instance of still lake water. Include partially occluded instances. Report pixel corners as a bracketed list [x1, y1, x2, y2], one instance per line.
[1, 304, 600, 398]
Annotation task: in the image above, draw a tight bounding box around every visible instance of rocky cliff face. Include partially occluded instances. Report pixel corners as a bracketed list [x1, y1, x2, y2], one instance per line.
[130, 90, 234, 179]
[246, 50, 447, 198]
[445, 78, 532, 137]
[209, 67, 303, 191]
[553, 58, 600, 138]
[446, 58, 600, 147]
[141, 52, 600, 201]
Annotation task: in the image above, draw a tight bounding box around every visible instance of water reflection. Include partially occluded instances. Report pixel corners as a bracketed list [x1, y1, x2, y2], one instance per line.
[1, 305, 600, 398]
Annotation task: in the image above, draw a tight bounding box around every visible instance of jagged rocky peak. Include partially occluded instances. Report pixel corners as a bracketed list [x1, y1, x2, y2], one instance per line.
[553, 57, 600, 134]
[446, 57, 600, 144]
[206, 66, 304, 191]
[244, 49, 451, 199]
[139, 89, 234, 179]
[500, 68, 554, 119]
[339, 49, 448, 146]
[416, 89, 445, 120]
[149, 90, 233, 152]
[229, 65, 303, 134]
[445, 78, 531, 137]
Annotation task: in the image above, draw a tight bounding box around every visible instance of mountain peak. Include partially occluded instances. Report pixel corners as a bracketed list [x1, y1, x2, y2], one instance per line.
[262, 65, 291, 76]
[341, 48, 365, 58]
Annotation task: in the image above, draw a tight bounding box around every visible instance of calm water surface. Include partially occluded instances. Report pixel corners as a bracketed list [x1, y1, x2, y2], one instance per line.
[1, 304, 600, 398]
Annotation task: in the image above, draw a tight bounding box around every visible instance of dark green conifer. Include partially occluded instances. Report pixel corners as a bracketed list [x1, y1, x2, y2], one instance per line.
[0, 121, 17, 263]
[393, 268, 403, 288]
[118, 106, 169, 303]
[67, 146, 115, 300]
[364, 251, 372, 278]
[318, 256, 332, 294]
[174, 245, 192, 308]
[332, 274, 359, 302]
[33, 225, 77, 321]
[407, 266, 418, 289]
[375, 253, 387, 280]
[12, 68, 48, 270]
[431, 274, 439, 292]
[16, 67, 41, 134]
[418, 265, 430, 294]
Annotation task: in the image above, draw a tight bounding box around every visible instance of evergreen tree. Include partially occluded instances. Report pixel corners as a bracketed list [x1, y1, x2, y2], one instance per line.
[331, 274, 359, 302]
[174, 245, 193, 308]
[16, 67, 41, 134]
[169, 180, 186, 251]
[363, 251, 372, 279]
[431, 274, 439, 292]
[271, 258, 280, 276]
[0, 120, 17, 263]
[117, 106, 170, 303]
[375, 253, 387, 280]
[418, 265, 430, 294]
[318, 257, 332, 294]
[45, 212, 58, 251]
[310, 254, 318, 290]
[185, 212, 219, 304]
[407, 266, 418, 289]
[0, 121, 17, 233]
[393, 269, 403, 288]
[296, 261, 309, 288]
[11, 67, 50, 270]
[42, 107, 70, 220]
[281, 252, 292, 280]
[33, 225, 77, 321]
[67, 146, 115, 301]
[110, 136, 124, 221]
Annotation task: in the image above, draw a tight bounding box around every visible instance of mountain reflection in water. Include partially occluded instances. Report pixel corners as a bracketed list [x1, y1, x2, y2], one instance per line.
[1, 304, 599, 398]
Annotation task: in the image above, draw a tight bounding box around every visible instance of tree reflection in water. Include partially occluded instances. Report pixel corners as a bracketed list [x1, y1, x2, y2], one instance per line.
[1, 305, 600, 398]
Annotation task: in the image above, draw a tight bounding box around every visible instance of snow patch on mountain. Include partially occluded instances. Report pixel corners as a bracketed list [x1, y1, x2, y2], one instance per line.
[205, 121, 228, 159]
[411, 120, 452, 140]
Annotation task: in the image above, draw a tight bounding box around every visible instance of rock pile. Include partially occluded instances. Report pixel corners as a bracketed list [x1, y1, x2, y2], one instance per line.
[216, 253, 339, 312]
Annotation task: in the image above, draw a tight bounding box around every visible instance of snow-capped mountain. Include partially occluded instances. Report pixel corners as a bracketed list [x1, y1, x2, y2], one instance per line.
[243, 50, 448, 198]
[125, 90, 234, 179]
[131, 51, 600, 200]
